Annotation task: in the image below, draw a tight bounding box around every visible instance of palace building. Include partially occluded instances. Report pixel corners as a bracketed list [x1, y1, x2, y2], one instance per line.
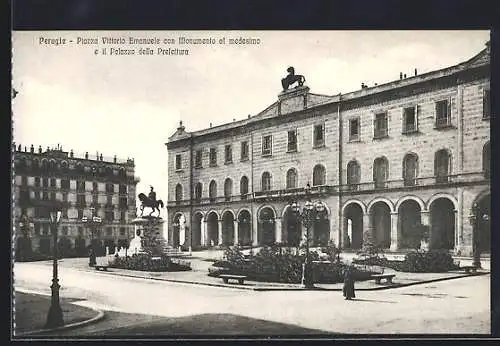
[13, 145, 140, 258]
[165, 42, 490, 256]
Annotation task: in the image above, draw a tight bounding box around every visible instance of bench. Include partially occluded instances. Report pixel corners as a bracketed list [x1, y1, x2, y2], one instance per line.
[372, 274, 395, 284]
[94, 265, 108, 271]
[219, 274, 247, 285]
[460, 266, 478, 274]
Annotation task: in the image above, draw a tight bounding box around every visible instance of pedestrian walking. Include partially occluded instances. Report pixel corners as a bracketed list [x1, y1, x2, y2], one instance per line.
[343, 265, 356, 300]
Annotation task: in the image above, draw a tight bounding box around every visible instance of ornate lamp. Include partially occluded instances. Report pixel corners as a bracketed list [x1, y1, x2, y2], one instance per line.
[45, 208, 63, 328]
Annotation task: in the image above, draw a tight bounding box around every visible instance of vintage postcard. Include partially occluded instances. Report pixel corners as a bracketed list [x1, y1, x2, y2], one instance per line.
[11, 30, 491, 338]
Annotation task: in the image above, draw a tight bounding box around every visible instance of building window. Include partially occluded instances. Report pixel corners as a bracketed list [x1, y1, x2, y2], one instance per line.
[105, 210, 114, 221]
[175, 184, 183, 202]
[209, 180, 217, 202]
[77, 209, 84, 219]
[34, 191, 40, 200]
[240, 176, 249, 198]
[483, 89, 490, 119]
[50, 178, 56, 187]
[61, 179, 70, 190]
[347, 160, 360, 190]
[21, 176, 27, 186]
[435, 99, 451, 128]
[195, 182, 202, 201]
[62, 192, 68, 202]
[120, 211, 126, 222]
[434, 149, 451, 183]
[373, 112, 388, 139]
[19, 189, 30, 204]
[118, 168, 126, 178]
[403, 153, 418, 186]
[42, 224, 49, 236]
[119, 197, 127, 209]
[261, 172, 271, 191]
[195, 149, 203, 168]
[92, 194, 99, 206]
[373, 157, 389, 189]
[209, 148, 217, 166]
[262, 135, 272, 156]
[120, 227, 126, 236]
[313, 164, 326, 186]
[349, 118, 360, 142]
[77, 180, 85, 192]
[175, 154, 182, 170]
[34, 224, 40, 235]
[313, 124, 325, 147]
[91, 182, 97, 192]
[240, 141, 249, 161]
[287, 130, 297, 152]
[403, 106, 418, 134]
[483, 142, 490, 179]
[224, 145, 233, 164]
[62, 209, 68, 219]
[106, 195, 113, 206]
[42, 178, 48, 187]
[105, 183, 114, 193]
[106, 227, 113, 236]
[35, 177, 40, 187]
[119, 184, 127, 194]
[42, 192, 49, 200]
[77, 194, 86, 207]
[224, 178, 233, 201]
[50, 192, 56, 201]
[286, 168, 298, 189]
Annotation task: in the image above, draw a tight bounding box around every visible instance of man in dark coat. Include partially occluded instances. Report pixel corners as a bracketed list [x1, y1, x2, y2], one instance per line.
[343, 266, 356, 300]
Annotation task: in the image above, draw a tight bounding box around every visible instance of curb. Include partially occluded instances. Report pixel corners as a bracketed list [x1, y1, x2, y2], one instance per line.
[80, 266, 490, 292]
[14, 293, 105, 338]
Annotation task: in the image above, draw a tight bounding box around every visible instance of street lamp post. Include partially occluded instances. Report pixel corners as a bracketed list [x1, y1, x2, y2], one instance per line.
[289, 183, 326, 289]
[469, 203, 482, 269]
[45, 208, 64, 328]
[82, 207, 102, 267]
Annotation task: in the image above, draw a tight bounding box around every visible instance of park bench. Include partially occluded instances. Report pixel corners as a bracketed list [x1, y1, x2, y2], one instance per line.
[372, 273, 395, 284]
[219, 274, 247, 285]
[94, 265, 108, 271]
[460, 266, 478, 274]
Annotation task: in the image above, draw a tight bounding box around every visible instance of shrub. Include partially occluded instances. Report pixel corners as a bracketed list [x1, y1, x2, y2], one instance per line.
[403, 250, 458, 273]
[109, 253, 191, 272]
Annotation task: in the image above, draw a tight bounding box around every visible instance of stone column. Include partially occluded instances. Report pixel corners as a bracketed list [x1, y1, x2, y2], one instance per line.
[420, 211, 430, 250]
[275, 217, 282, 243]
[390, 212, 399, 251]
[454, 210, 460, 250]
[252, 213, 259, 246]
[362, 213, 371, 245]
[201, 220, 206, 247]
[218, 219, 223, 245]
[233, 220, 239, 246]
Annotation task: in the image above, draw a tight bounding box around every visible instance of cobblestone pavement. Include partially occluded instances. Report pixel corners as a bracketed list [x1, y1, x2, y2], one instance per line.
[14, 261, 490, 335]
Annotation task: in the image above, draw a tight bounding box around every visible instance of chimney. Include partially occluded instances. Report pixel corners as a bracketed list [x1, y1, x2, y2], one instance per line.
[248, 114, 251, 118]
[209, 123, 212, 128]
[404, 74, 407, 79]
[400, 72, 403, 80]
[414, 68, 418, 76]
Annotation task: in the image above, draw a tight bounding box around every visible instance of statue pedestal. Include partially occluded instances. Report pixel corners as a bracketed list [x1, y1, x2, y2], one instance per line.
[129, 216, 166, 256]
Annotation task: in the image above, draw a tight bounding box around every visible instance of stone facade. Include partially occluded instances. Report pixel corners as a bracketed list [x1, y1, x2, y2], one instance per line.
[12, 145, 140, 257]
[166, 43, 490, 256]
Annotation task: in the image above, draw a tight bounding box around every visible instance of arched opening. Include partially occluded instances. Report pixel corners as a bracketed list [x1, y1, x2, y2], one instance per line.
[240, 176, 249, 199]
[261, 172, 271, 191]
[192, 213, 203, 249]
[313, 164, 326, 186]
[237, 210, 252, 246]
[398, 200, 422, 249]
[224, 178, 233, 201]
[477, 194, 490, 253]
[194, 182, 202, 202]
[258, 207, 275, 246]
[39, 238, 51, 255]
[286, 168, 298, 189]
[347, 160, 360, 191]
[119, 168, 126, 178]
[435, 149, 451, 183]
[206, 212, 219, 246]
[403, 153, 418, 186]
[75, 237, 86, 256]
[282, 207, 301, 247]
[343, 203, 364, 249]
[105, 167, 114, 177]
[15, 237, 32, 261]
[373, 157, 388, 189]
[175, 184, 183, 202]
[209, 180, 217, 202]
[429, 198, 455, 250]
[313, 205, 330, 246]
[370, 202, 391, 248]
[483, 142, 490, 179]
[222, 211, 235, 246]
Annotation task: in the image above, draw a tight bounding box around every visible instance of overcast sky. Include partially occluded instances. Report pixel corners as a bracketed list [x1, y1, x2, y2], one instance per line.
[12, 30, 490, 206]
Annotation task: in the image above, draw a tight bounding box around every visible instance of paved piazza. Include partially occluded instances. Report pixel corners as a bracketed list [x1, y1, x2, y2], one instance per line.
[14, 261, 490, 335]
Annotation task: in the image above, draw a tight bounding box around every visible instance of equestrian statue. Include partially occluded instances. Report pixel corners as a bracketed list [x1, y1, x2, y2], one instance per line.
[138, 186, 164, 217]
[281, 66, 306, 91]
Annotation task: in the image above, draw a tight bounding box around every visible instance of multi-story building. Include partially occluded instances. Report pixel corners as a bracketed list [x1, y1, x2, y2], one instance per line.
[166, 42, 490, 256]
[13, 145, 140, 258]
